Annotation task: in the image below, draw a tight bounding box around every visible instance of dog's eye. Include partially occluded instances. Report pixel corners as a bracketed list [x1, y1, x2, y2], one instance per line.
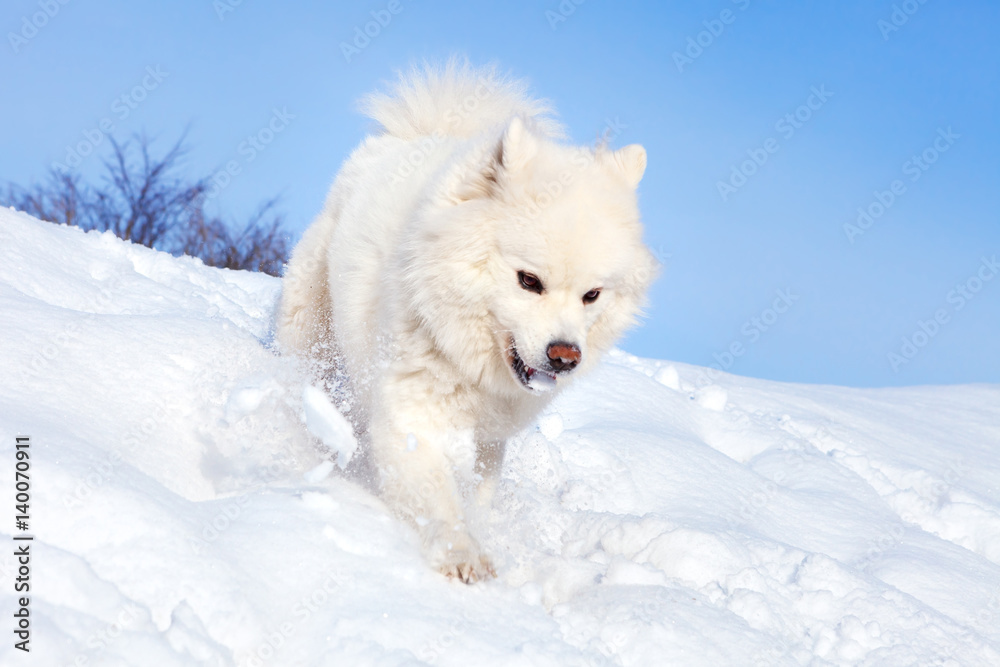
[518, 271, 544, 294]
[583, 288, 601, 304]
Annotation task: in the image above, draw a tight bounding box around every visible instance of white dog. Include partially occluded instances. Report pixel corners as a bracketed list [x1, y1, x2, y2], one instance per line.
[277, 63, 656, 582]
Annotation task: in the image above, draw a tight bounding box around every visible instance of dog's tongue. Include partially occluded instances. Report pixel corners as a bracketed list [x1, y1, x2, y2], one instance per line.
[527, 367, 557, 392]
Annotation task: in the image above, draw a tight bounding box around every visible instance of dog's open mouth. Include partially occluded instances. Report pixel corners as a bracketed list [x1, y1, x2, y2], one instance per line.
[508, 340, 557, 392]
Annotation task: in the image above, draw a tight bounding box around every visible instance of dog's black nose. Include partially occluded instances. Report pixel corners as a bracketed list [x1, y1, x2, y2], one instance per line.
[547, 341, 581, 373]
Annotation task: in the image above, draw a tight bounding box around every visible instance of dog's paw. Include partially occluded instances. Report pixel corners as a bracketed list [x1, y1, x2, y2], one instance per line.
[438, 552, 496, 584]
[423, 523, 496, 583]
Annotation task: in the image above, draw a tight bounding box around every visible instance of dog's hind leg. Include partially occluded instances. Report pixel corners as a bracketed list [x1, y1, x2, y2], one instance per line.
[276, 201, 341, 372]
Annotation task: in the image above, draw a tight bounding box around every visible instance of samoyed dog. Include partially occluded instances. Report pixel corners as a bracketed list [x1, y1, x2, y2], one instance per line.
[278, 63, 656, 582]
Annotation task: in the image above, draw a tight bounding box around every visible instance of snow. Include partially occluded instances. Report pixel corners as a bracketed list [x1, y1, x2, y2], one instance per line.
[2, 208, 999, 666]
[301, 385, 358, 470]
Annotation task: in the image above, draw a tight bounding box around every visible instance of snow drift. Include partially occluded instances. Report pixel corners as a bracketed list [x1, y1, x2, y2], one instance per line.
[1, 208, 999, 666]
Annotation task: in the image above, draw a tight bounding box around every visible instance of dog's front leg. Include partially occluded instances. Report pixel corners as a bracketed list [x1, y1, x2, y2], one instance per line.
[370, 372, 495, 582]
[474, 440, 506, 510]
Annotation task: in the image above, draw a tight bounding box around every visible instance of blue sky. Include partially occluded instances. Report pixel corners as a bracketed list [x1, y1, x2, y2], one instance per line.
[2, 0, 998, 387]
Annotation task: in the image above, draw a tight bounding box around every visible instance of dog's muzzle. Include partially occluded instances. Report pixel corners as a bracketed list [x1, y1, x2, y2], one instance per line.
[507, 340, 558, 392]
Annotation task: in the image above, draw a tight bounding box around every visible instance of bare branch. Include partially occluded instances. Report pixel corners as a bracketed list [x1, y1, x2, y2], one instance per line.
[2, 131, 289, 277]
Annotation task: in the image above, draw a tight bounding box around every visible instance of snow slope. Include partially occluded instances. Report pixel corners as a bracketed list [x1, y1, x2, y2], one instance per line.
[1, 209, 999, 666]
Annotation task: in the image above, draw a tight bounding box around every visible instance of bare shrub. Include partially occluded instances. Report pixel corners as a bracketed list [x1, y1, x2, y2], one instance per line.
[3, 133, 289, 276]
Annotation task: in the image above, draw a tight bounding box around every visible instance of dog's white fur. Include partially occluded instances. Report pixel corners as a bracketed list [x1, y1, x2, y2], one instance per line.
[278, 62, 656, 581]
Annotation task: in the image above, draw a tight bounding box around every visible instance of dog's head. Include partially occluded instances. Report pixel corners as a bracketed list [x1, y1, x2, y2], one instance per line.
[407, 117, 657, 396]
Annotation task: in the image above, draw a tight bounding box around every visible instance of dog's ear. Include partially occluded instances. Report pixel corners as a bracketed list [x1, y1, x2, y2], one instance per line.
[608, 144, 647, 189]
[448, 117, 538, 203]
[498, 116, 539, 173]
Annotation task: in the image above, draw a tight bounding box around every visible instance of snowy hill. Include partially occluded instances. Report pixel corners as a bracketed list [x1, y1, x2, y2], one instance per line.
[2, 208, 999, 666]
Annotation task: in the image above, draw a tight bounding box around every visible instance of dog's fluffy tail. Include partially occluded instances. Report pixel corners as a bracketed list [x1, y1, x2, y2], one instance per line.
[359, 59, 564, 141]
